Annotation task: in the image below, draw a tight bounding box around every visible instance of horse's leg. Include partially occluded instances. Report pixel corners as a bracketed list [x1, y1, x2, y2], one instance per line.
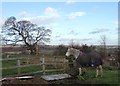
[78, 67, 85, 80]
[81, 67, 86, 76]
[96, 66, 99, 77]
[99, 65, 103, 77]
[96, 65, 103, 77]
[79, 67, 82, 76]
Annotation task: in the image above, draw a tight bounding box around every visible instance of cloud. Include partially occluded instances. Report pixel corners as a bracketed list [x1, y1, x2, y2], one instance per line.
[28, 16, 58, 26]
[68, 12, 86, 20]
[89, 28, 109, 34]
[58, 38, 71, 43]
[54, 33, 61, 38]
[66, 0, 76, 4]
[80, 38, 92, 41]
[18, 11, 32, 18]
[17, 7, 60, 26]
[58, 38, 92, 43]
[68, 30, 79, 35]
[0, 18, 6, 28]
[51, 35, 93, 45]
[111, 28, 118, 34]
[44, 7, 60, 17]
[114, 21, 120, 26]
[0, 19, 4, 27]
[55, 35, 61, 38]
[107, 38, 118, 45]
[45, 7, 56, 13]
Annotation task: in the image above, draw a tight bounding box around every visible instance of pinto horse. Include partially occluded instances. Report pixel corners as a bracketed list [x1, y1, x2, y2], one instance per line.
[65, 47, 103, 77]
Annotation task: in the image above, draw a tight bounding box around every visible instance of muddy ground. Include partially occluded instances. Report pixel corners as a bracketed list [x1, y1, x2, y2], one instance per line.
[1, 77, 92, 85]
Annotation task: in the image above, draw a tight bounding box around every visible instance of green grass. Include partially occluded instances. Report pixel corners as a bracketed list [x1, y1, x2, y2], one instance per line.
[2, 65, 42, 77]
[20, 65, 42, 73]
[2, 68, 18, 76]
[2, 60, 17, 68]
[77, 69, 119, 85]
[91, 70, 118, 84]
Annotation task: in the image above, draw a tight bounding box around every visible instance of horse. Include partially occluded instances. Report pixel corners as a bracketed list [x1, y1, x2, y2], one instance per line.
[65, 47, 103, 77]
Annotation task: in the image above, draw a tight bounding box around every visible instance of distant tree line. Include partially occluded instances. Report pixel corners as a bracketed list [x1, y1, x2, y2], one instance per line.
[53, 44, 96, 56]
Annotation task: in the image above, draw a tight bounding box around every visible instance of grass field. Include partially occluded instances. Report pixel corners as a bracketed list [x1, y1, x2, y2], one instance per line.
[77, 69, 119, 85]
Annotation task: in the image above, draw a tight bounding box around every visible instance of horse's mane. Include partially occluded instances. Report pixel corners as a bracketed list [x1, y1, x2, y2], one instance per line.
[70, 47, 83, 58]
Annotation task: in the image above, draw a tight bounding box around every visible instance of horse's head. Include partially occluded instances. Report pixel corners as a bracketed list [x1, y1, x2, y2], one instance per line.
[65, 47, 80, 59]
[65, 48, 74, 57]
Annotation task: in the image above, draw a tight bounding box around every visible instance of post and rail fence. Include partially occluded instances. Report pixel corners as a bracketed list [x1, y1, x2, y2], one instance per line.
[0, 56, 73, 77]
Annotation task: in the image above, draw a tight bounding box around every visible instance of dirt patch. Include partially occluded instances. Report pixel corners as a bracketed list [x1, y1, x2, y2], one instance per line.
[2, 77, 91, 85]
[49, 78, 91, 84]
[2, 77, 49, 85]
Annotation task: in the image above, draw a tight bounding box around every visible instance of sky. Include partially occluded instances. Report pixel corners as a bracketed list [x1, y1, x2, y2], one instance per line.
[1, 2, 118, 45]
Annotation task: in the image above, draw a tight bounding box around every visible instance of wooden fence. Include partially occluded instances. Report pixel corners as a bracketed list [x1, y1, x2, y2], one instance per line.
[1, 56, 71, 77]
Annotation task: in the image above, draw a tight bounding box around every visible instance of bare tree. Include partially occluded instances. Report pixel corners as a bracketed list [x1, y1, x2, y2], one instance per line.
[2, 37, 8, 46]
[99, 35, 107, 58]
[2, 16, 52, 55]
[69, 39, 75, 47]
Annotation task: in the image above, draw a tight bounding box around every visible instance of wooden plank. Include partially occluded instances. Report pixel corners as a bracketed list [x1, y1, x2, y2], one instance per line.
[1, 62, 73, 70]
[1, 64, 41, 70]
[42, 58, 45, 75]
[17, 60, 20, 75]
[41, 73, 71, 81]
[16, 76, 33, 79]
[1, 60, 73, 68]
[45, 69, 64, 72]
[0, 57, 31, 61]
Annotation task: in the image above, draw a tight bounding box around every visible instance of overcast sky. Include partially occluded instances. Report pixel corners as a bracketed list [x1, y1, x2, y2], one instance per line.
[1, 2, 118, 45]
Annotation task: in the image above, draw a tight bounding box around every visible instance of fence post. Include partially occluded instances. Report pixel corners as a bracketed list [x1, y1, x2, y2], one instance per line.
[17, 59, 21, 75]
[63, 58, 66, 73]
[26, 58, 30, 65]
[6, 54, 10, 58]
[42, 57, 45, 75]
[54, 56, 57, 69]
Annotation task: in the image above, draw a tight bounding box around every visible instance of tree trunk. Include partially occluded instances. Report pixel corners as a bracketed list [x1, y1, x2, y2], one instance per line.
[27, 45, 36, 55]
[30, 49, 35, 54]
[26, 43, 39, 55]
[35, 45, 39, 56]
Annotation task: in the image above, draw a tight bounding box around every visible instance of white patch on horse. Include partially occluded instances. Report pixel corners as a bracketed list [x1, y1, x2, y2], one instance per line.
[65, 48, 80, 59]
